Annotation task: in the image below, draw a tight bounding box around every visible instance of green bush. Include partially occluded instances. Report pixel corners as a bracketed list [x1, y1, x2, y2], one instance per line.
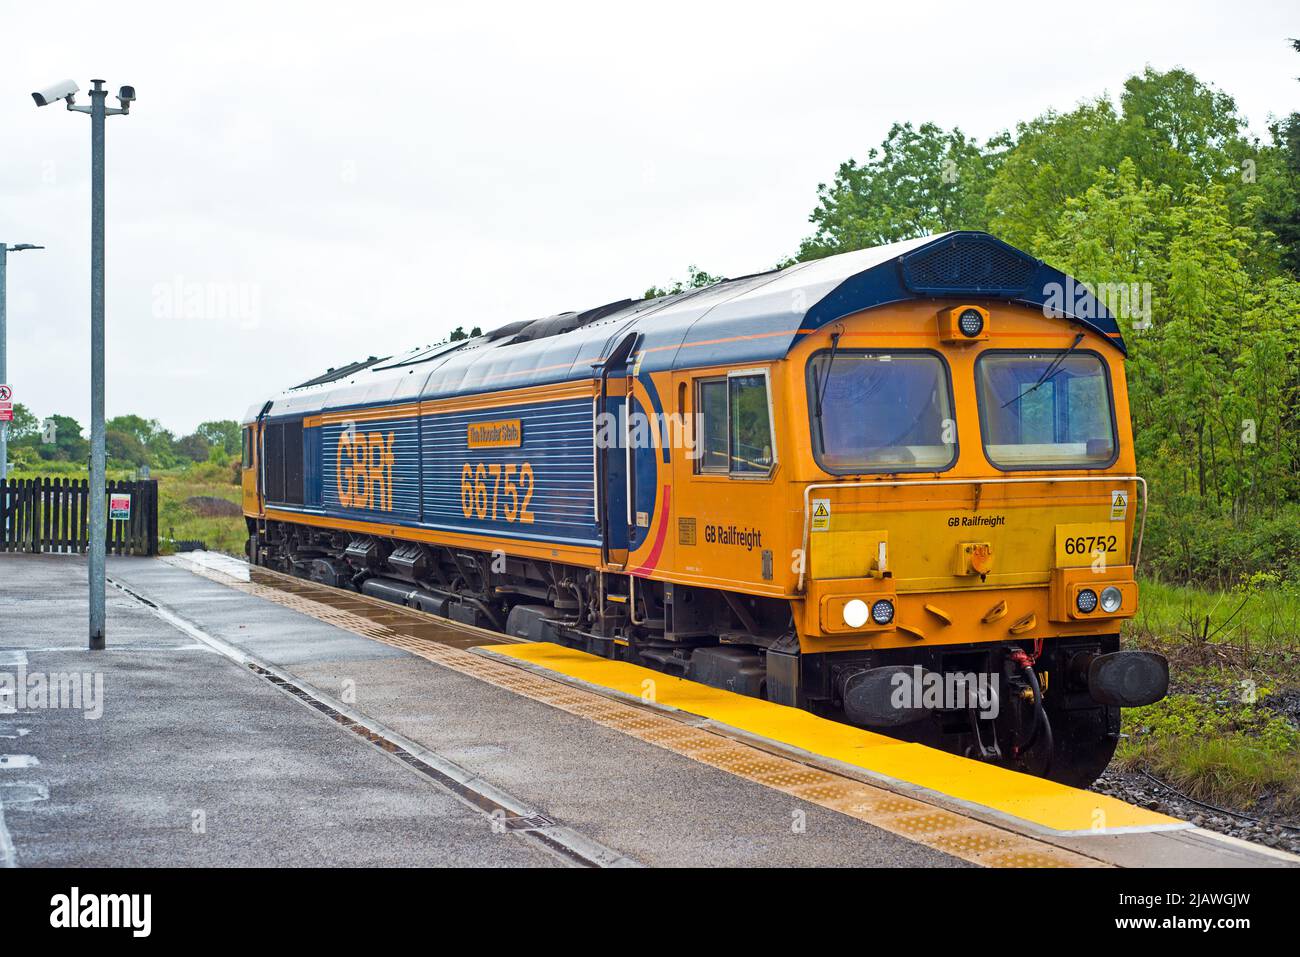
[1143, 501, 1300, 587]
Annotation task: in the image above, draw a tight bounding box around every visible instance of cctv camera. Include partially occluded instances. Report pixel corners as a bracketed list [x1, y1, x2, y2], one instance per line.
[32, 79, 79, 107]
[118, 85, 136, 103]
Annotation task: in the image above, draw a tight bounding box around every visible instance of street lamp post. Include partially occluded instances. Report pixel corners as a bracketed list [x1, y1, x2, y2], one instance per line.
[1, 243, 45, 479]
[33, 78, 135, 651]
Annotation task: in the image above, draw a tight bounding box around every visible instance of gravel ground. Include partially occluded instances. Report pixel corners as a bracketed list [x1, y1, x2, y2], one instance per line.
[1264, 688, 1300, 724]
[1092, 767, 1300, 855]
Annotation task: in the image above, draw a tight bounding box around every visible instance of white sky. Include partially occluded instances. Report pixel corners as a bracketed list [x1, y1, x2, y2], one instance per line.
[0, 0, 1295, 435]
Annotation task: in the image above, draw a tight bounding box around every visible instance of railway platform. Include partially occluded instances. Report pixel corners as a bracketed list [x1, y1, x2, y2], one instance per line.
[0, 552, 1294, 869]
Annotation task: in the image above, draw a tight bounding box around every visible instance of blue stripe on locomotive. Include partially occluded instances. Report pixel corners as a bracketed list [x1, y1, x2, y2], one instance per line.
[300, 397, 615, 549]
[422, 397, 599, 547]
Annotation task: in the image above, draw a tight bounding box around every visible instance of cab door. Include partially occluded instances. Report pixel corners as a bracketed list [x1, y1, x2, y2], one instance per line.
[242, 401, 272, 516]
[596, 333, 639, 570]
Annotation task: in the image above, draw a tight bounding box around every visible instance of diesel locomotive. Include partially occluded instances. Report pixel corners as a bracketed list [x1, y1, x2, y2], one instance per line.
[240, 230, 1169, 786]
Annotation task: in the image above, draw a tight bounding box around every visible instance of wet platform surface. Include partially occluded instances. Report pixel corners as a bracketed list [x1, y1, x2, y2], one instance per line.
[0, 555, 551, 867]
[0, 554, 963, 867]
[3, 553, 1294, 868]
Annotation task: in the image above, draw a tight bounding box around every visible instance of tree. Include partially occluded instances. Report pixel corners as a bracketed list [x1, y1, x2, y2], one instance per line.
[196, 420, 240, 456]
[448, 326, 482, 341]
[106, 428, 148, 466]
[106, 414, 164, 448]
[1113, 67, 1254, 197]
[798, 122, 994, 260]
[644, 265, 723, 299]
[984, 99, 1123, 250]
[1260, 113, 1300, 275]
[174, 433, 211, 463]
[4, 403, 39, 443]
[38, 414, 89, 463]
[1259, 39, 1300, 275]
[148, 429, 180, 469]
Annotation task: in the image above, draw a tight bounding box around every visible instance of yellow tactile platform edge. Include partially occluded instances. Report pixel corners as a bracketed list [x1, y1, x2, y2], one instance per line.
[484, 641, 1186, 837]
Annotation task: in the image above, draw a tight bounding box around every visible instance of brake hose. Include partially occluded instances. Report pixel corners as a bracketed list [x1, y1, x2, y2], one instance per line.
[1009, 649, 1053, 776]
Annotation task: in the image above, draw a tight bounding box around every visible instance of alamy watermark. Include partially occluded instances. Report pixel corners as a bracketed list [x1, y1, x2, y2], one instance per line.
[50, 887, 151, 937]
[0, 665, 104, 719]
[890, 665, 999, 719]
[151, 275, 261, 329]
[1042, 277, 1153, 331]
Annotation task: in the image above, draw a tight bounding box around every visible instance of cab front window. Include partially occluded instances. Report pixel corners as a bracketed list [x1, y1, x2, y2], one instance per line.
[808, 351, 956, 473]
[975, 350, 1117, 469]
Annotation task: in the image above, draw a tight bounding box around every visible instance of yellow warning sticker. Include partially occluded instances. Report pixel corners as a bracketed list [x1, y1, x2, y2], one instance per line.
[1110, 489, 1129, 521]
[811, 499, 831, 532]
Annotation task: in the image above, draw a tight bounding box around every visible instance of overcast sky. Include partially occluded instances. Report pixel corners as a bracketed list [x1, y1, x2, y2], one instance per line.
[0, 0, 1295, 435]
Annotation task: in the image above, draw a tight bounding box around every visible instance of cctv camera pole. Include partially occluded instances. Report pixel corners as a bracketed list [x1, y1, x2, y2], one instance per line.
[87, 80, 107, 650]
[45, 78, 133, 650]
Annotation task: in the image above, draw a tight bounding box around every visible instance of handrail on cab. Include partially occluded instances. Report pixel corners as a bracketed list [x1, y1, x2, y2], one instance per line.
[796, 475, 1149, 593]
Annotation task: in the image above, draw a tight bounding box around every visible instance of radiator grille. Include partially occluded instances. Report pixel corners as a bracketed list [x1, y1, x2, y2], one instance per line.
[900, 235, 1035, 296]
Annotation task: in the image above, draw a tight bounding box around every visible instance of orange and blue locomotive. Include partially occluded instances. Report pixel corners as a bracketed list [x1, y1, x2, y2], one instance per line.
[240, 230, 1168, 785]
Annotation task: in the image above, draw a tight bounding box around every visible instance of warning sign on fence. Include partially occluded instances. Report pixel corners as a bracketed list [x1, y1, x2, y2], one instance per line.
[109, 493, 132, 521]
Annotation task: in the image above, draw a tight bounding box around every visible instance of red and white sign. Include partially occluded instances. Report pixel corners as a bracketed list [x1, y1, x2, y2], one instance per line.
[109, 493, 132, 521]
[0, 384, 12, 423]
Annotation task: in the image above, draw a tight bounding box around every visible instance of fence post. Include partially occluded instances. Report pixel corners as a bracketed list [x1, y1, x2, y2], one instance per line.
[149, 479, 159, 555]
[29, 478, 38, 554]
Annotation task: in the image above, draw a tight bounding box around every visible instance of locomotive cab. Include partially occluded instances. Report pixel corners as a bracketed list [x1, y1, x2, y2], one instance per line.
[781, 293, 1166, 785]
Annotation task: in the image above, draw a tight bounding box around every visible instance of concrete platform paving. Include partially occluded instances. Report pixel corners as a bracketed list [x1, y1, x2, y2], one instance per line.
[0, 554, 558, 867]
[1, 554, 964, 867]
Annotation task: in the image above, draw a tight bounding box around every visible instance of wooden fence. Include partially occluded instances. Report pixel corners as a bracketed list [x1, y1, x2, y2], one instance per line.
[0, 478, 158, 556]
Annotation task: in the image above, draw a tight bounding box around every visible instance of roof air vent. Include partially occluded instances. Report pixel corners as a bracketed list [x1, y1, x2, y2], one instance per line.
[899, 233, 1036, 297]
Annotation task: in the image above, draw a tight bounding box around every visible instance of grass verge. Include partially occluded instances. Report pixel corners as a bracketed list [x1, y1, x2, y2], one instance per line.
[1120, 579, 1300, 815]
[156, 466, 246, 555]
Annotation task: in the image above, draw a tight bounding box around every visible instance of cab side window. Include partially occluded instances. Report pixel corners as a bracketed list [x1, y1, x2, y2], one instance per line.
[695, 371, 776, 477]
[242, 427, 254, 469]
[698, 379, 729, 471]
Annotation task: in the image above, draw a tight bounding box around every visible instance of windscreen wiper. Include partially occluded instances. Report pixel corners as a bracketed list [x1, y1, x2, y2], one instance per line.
[813, 328, 843, 421]
[1001, 331, 1085, 409]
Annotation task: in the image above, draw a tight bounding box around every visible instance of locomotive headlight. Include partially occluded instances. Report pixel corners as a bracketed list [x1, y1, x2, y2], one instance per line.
[1100, 586, 1123, 613]
[1076, 588, 1098, 614]
[958, 308, 985, 337]
[843, 599, 870, 629]
[871, 599, 895, 625]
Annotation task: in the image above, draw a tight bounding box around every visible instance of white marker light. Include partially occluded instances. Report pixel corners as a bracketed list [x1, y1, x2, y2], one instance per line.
[843, 599, 870, 629]
[1100, 586, 1123, 613]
